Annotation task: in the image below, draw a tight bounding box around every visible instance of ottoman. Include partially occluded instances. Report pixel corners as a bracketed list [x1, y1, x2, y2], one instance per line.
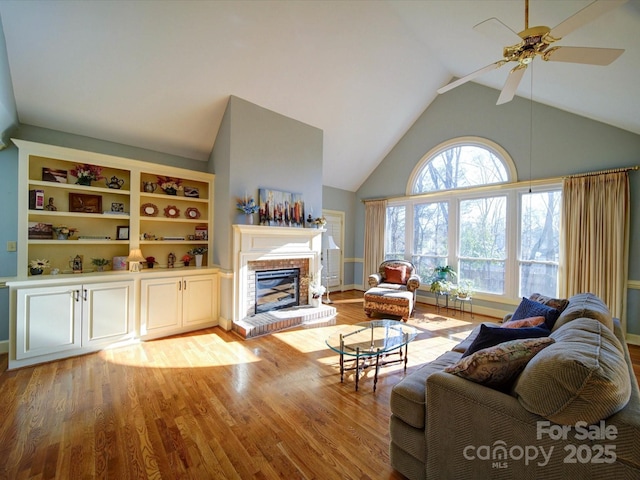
[364, 287, 414, 321]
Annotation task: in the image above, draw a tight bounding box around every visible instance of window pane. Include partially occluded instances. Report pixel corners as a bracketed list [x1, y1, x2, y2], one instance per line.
[459, 196, 506, 294]
[413, 145, 509, 193]
[520, 263, 559, 297]
[519, 190, 561, 297]
[412, 202, 448, 281]
[460, 259, 505, 294]
[385, 205, 405, 260]
[520, 191, 561, 262]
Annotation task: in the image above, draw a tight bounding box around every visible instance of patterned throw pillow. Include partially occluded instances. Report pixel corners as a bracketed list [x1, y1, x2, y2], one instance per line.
[529, 293, 570, 313]
[512, 297, 561, 330]
[384, 265, 408, 284]
[503, 316, 546, 329]
[445, 337, 555, 388]
[461, 323, 550, 358]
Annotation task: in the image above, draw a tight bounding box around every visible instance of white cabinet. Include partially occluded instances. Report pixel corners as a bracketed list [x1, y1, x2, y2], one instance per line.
[140, 272, 217, 339]
[14, 280, 134, 366]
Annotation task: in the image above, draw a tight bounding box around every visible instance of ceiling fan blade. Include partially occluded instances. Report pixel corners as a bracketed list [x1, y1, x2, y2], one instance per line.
[544, 46, 625, 65]
[437, 61, 506, 94]
[549, 0, 628, 40]
[496, 65, 527, 105]
[473, 17, 521, 46]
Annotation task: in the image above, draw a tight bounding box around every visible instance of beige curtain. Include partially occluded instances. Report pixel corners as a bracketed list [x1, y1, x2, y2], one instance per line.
[363, 199, 387, 285]
[560, 171, 630, 319]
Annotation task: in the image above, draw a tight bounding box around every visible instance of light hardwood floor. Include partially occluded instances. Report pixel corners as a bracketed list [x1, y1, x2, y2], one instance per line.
[1, 291, 639, 479]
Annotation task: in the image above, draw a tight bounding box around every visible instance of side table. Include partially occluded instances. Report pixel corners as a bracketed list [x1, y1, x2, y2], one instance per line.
[453, 295, 474, 318]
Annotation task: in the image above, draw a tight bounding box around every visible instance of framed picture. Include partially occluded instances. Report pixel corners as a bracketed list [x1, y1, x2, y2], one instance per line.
[116, 226, 129, 240]
[69, 193, 102, 213]
[28, 222, 53, 239]
[258, 188, 305, 227]
[42, 168, 68, 183]
[184, 186, 200, 198]
[195, 225, 208, 240]
[111, 202, 124, 212]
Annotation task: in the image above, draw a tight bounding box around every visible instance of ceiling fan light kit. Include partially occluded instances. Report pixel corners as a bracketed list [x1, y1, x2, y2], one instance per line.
[437, 0, 628, 104]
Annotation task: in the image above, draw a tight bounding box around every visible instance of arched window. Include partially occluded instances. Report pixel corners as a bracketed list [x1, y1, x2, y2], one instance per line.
[408, 137, 515, 194]
[388, 137, 561, 301]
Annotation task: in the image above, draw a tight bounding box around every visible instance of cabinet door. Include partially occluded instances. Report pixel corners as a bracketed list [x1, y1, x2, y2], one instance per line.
[15, 285, 82, 360]
[140, 277, 182, 337]
[182, 274, 217, 327]
[83, 281, 135, 347]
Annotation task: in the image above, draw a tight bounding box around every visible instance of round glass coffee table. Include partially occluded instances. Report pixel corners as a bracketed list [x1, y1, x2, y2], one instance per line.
[326, 319, 418, 391]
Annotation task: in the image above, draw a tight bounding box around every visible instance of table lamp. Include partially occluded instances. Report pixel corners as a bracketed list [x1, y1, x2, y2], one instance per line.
[126, 248, 146, 272]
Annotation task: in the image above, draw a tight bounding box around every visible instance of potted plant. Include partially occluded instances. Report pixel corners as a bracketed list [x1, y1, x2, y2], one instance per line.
[188, 247, 207, 267]
[91, 258, 110, 272]
[453, 279, 474, 299]
[308, 274, 326, 307]
[145, 256, 156, 268]
[52, 226, 77, 240]
[29, 258, 50, 275]
[181, 254, 191, 266]
[429, 265, 456, 294]
[70, 163, 104, 186]
[237, 196, 259, 224]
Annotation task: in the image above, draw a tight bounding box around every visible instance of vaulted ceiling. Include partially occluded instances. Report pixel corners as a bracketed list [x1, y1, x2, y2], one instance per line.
[1, 0, 638, 191]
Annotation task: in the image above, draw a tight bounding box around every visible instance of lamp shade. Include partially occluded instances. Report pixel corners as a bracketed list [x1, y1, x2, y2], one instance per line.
[126, 248, 145, 272]
[327, 235, 339, 250]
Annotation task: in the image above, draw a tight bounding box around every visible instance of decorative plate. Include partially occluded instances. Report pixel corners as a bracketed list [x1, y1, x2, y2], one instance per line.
[185, 207, 201, 219]
[141, 203, 158, 216]
[164, 205, 180, 218]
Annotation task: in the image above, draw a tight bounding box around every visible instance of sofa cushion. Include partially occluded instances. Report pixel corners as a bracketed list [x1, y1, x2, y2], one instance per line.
[503, 316, 545, 329]
[552, 292, 613, 332]
[513, 317, 631, 425]
[390, 350, 461, 429]
[529, 293, 570, 313]
[451, 322, 501, 353]
[385, 265, 408, 285]
[445, 337, 555, 389]
[511, 297, 561, 329]
[461, 324, 550, 358]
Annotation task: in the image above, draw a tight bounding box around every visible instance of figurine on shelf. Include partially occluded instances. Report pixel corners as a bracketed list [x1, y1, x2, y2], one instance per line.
[45, 197, 57, 211]
[168, 252, 176, 268]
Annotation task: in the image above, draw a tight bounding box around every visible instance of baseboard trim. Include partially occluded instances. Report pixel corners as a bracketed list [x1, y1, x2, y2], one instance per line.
[0, 340, 9, 354]
[626, 333, 640, 346]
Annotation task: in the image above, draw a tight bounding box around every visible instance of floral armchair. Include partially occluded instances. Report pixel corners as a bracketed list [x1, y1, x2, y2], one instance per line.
[364, 260, 421, 321]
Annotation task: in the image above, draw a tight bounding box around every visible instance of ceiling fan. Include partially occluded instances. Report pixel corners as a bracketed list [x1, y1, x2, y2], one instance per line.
[437, 0, 627, 105]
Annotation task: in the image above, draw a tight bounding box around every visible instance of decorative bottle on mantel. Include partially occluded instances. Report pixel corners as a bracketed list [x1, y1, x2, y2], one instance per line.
[168, 252, 176, 268]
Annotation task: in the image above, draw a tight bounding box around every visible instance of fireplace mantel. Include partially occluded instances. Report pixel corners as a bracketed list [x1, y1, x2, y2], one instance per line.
[232, 225, 325, 323]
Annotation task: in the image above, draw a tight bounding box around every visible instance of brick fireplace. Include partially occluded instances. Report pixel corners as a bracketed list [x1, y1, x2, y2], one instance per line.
[232, 225, 324, 323]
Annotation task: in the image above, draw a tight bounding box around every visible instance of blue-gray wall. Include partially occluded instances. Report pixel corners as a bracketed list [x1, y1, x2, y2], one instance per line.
[212, 96, 323, 272]
[355, 81, 640, 336]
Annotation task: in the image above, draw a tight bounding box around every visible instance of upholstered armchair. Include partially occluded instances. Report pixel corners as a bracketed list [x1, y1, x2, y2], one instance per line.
[364, 260, 421, 321]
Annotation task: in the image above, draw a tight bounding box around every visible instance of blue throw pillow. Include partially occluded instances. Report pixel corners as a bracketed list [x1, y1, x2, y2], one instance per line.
[461, 323, 550, 358]
[511, 297, 561, 330]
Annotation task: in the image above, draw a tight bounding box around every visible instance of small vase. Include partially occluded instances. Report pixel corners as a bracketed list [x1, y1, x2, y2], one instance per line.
[245, 214, 254, 225]
[57, 233, 69, 240]
[30, 268, 43, 275]
[183, 261, 190, 267]
[96, 266, 105, 272]
[195, 254, 203, 267]
[76, 177, 92, 186]
[164, 188, 177, 195]
[311, 297, 321, 307]
[147, 262, 155, 269]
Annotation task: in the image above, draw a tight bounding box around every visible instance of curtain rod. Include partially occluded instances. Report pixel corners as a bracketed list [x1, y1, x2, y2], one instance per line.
[564, 165, 639, 179]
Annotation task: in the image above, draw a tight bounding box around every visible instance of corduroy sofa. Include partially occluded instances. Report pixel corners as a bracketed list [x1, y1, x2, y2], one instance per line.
[389, 293, 640, 479]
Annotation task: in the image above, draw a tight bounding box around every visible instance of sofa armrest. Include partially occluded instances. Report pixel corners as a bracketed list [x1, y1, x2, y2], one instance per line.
[368, 273, 382, 288]
[425, 371, 636, 477]
[407, 274, 421, 292]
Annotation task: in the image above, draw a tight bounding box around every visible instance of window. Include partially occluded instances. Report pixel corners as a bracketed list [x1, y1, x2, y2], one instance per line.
[519, 190, 561, 297]
[386, 137, 561, 300]
[459, 196, 506, 294]
[385, 205, 405, 261]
